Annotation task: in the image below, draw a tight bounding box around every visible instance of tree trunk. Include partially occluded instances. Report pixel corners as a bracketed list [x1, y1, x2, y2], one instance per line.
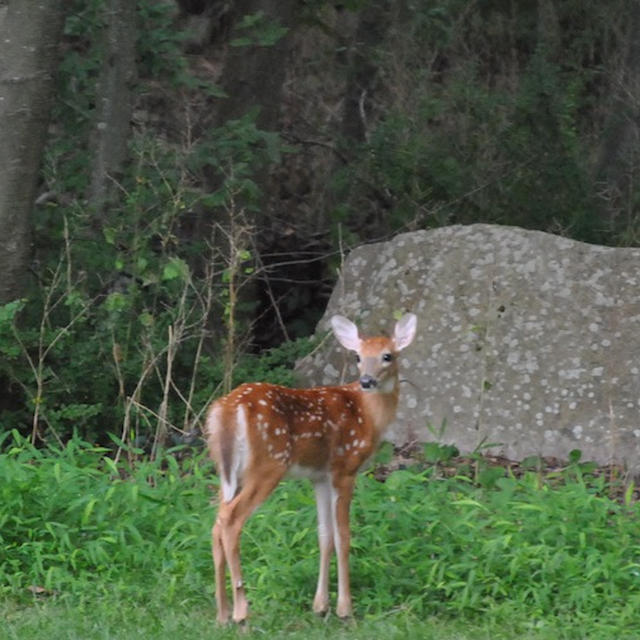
[337, 1, 394, 235]
[594, 0, 640, 234]
[88, 0, 137, 216]
[0, 0, 67, 304]
[206, 0, 297, 349]
[215, 0, 296, 131]
[340, 1, 393, 145]
[536, 0, 560, 57]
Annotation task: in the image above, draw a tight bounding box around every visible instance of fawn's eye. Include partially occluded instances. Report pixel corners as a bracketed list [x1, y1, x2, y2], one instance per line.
[355, 354, 361, 363]
[382, 353, 393, 363]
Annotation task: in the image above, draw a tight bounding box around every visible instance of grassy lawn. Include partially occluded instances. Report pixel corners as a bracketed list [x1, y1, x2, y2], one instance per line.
[1, 433, 640, 639]
[0, 599, 567, 640]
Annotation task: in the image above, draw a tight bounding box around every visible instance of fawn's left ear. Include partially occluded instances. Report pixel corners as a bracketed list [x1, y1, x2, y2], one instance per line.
[393, 313, 417, 351]
[331, 315, 361, 352]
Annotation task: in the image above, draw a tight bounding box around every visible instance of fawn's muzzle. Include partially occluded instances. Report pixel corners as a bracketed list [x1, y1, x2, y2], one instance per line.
[359, 375, 377, 389]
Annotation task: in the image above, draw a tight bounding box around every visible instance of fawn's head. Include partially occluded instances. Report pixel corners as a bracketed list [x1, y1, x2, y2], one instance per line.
[331, 314, 417, 393]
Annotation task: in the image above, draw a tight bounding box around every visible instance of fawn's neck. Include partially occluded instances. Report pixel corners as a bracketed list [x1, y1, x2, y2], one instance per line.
[356, 383, 400, 436]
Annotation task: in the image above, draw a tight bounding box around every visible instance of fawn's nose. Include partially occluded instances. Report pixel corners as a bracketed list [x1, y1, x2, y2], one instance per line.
[359, 375, 377, 390]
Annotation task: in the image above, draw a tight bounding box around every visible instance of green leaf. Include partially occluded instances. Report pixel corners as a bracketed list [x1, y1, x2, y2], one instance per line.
[624, 481, 635, 507]
[81, 498, 97, 526]
[423, 442, 458, 463]
[162, 257, 189, 281]
[139, 312, 154, 327]
[568, 449, 582, 464]
[103, 227, 116, 245]
[230, 36, 252, 47]
[0, 299, 25, 326]
[521, 455, 543, 470]
[374, 441, 394, 465]
[477, 466, 504, 489]
[199, 191, 228, 207]
[104, 292, 127, 312]
[237, 11, 264, 29]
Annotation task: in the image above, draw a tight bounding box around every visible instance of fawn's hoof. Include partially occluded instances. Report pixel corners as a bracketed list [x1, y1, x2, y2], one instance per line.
[216, 612, 230, 625]
[312, 598, 330, 616]
[336, 602, 353, 620]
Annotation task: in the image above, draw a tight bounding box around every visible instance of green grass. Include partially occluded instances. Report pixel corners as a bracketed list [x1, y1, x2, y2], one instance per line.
[1, 432, 640, 639]
[0, 599, 536, 640]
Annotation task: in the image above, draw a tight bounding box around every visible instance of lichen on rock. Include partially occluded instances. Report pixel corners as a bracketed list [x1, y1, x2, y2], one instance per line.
[296, 224, 640, 467]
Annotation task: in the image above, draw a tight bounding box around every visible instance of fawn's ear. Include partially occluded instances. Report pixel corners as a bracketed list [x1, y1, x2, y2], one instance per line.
[331, 315, 361, 352]
[393, 313, 417, 351]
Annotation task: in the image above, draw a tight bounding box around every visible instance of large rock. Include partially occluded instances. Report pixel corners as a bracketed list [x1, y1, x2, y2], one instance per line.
[296, 224, 640, 466]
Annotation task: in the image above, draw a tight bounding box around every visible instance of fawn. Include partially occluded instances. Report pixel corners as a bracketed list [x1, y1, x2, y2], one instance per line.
[206, 313, 417, 623]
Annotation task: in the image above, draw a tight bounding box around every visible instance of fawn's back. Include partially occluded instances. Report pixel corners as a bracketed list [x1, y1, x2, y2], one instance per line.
[207, 379, 393, 498]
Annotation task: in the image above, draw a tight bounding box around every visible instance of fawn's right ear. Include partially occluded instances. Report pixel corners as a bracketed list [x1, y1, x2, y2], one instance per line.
[331, 315, 361, 352]
[393, 313, 417, 351]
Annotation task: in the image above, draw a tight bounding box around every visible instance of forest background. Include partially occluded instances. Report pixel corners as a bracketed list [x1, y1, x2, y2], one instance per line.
[2, 0, 640, 452]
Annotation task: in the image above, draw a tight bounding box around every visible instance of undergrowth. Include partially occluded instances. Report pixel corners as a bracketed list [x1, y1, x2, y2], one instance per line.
[1, 432, 640, 639]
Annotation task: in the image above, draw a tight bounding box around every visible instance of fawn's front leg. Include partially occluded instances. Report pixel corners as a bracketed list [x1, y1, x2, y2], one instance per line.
[332, 474, 355, 619]
[313, 479, 334, 615]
